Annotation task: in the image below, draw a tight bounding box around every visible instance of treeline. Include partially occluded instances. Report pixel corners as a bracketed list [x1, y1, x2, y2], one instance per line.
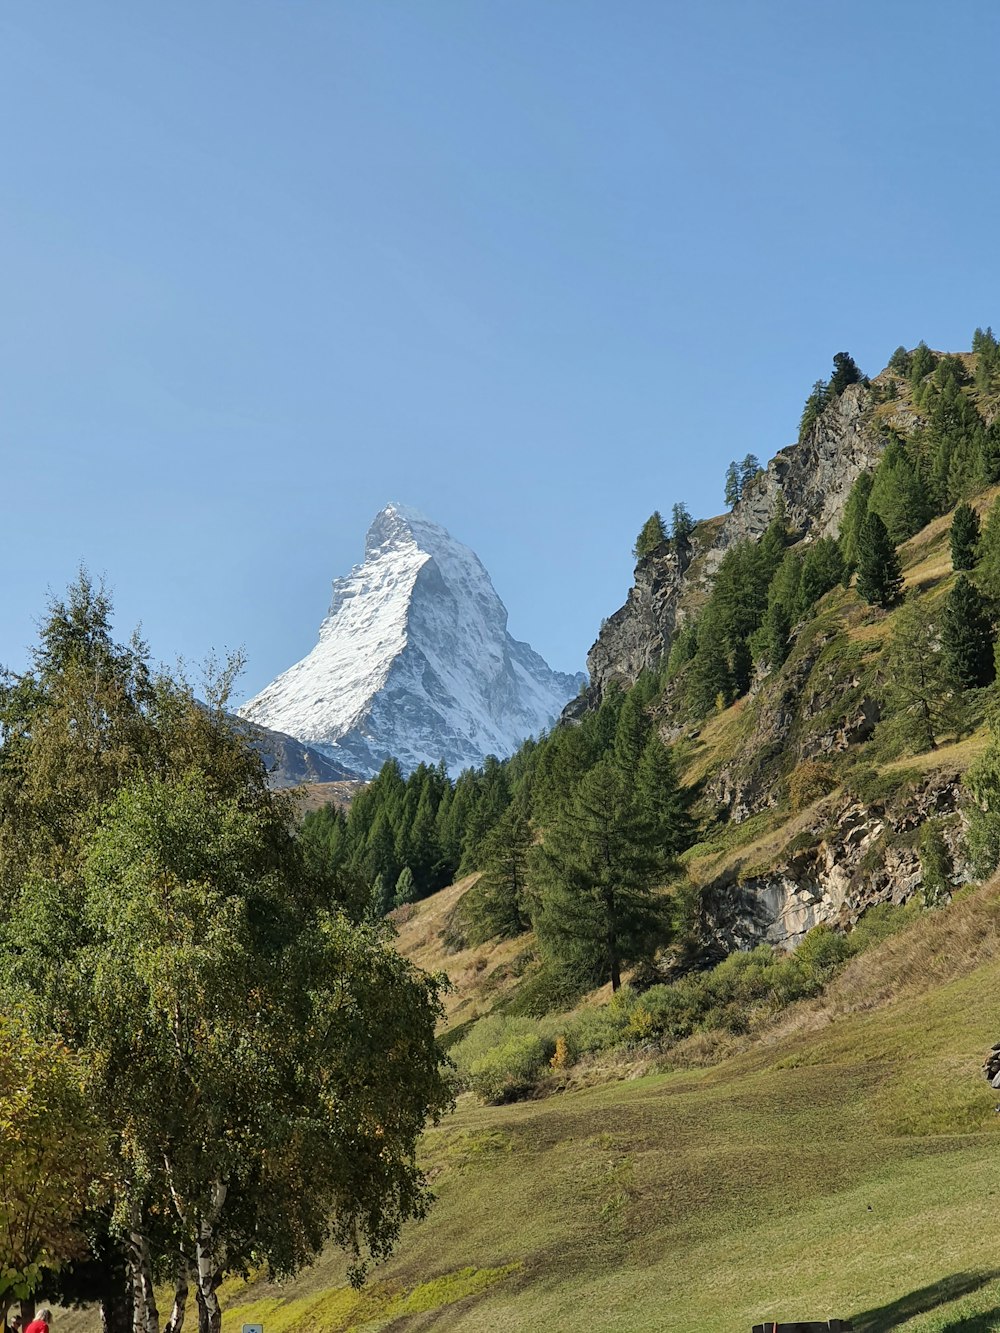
[303, 680, 697, 994]
[300, 755, 511, 911]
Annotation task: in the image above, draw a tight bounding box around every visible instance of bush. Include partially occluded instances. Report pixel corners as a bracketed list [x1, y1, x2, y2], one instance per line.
[451, 1014, 554, 1103]
[788, 760, 839, 811]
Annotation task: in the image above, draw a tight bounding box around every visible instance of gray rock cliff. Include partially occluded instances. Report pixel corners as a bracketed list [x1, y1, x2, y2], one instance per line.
[581, 383, 888, 705]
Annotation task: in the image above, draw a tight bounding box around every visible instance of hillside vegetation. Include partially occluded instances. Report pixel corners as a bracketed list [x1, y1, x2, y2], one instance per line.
[155, 873, 1000, 1332]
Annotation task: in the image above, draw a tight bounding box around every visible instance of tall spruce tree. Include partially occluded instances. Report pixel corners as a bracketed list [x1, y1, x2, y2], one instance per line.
[855, 512, 902, 608]
[950, 502, 981, 570]
[839, 471, 873, 577]
[469, 802, 533, 940]
[940, 576, 995, 689]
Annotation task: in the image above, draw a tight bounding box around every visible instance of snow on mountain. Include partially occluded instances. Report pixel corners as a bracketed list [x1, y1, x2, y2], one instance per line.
[238, 503, 585, 776]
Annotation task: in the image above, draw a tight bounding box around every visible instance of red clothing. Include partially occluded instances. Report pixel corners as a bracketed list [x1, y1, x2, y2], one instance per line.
[24, 1320, 49, 1333]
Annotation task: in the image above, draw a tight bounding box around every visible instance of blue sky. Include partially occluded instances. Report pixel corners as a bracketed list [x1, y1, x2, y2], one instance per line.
[3, 2, 999, 699]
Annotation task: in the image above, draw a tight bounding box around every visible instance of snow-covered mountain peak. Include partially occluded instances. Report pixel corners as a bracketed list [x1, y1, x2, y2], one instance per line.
[240, 504, 585, 777]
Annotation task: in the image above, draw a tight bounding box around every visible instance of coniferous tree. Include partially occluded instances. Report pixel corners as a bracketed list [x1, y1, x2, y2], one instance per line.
[670, 502, 695, 544]
[867, 441, 930, 543]
[686, 616, 732, 717]
[909, 341, 937, 392]
[800, 537, 845, 609]
[799, 380, 830, 441]
[940, 576, 995, 689]
[977, 497, 1000, 602]
[470, 803, 533, 940]
[724, 461, 741, 509]
[635, 733, 695, 863]
[757, 600, 791, 670]
[855, 513, 902, 608]
[829, 351, 864, 396]
[532, 757, 670, 992]
[839, 471, 873, 577]
[884, 596, 961, 752]
[393, 865, 416, 909]
[633, 511, 668, 560]
[739, 454, 761, 494]
[950, 502, 981, 571]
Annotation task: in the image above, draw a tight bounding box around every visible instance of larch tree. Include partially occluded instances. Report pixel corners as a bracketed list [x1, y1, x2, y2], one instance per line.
[633, 511, 668, 560]
[855, 513, 902, 608]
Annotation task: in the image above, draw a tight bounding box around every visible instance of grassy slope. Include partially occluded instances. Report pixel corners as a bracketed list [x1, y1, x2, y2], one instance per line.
[189, 880, 1000, 1333]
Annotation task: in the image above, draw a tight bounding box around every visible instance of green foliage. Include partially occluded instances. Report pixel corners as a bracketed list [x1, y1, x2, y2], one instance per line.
[867, 439, 930, 543]
[464, 802, 533, 942]
[888, 345, 911, 375]
[838, 470, 873, 576]
[909, 340, 937, 392]
[633, 511, 667, 561]
[0, 1020, 107, 1301]
[975, 496, 1000, 602]
[973, 324, 1000, 394]
[450, 1015, 553, 1103]
[829, 351, 864, 395]
[724, 460, 741, 509]
[532, 756, 676, 992]
[798, 379, 830, 441]
[670, 502, 694, 544]
[950, 502, 981, 570]
[918, 821, 952, 906]
[940, 575, 995, 689]
[885, 595, 964, 752]
[800, 537, 845, 609]
[855, 512, 902, 608]
[964, 715, 1000, 877]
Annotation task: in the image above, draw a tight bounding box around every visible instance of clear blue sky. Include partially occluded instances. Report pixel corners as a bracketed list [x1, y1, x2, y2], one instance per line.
[3, 2, 998, 699]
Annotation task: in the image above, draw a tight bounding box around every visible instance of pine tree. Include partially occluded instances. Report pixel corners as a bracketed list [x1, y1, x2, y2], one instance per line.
[612, 691, 652, 776]
[855, 512, 902, 608]
[635, 733, 695, 863]
[950, 502, 981, 571]
[685, 616, 732, 717]
[799, 380, 830, 441]
[633, 511, 668, 560]
[758, 600, 791, 669]
[393, 865, 416, 909]
[724, 461, 741, 509]
[940, 576, 995, 689]
[829, 351, 864, 396]
[532, 757, 670, 991]
[670, 502, 694, 544]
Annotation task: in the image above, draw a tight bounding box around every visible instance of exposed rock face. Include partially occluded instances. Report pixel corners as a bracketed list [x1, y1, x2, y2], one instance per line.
[586, 540, 689, 700]
[700, 770, 966, 953]
[241, 719, 362, 788]
[581, 383, 887, 704]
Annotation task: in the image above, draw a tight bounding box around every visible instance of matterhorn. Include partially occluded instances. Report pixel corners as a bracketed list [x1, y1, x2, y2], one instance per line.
[239, 504, 584, 777]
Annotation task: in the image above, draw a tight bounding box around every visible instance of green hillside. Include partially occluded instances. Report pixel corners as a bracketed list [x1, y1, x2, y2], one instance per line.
[193, 874, 1000, 1333]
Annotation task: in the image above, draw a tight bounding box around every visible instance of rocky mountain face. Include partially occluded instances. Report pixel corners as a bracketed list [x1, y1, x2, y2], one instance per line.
[583, 383, 886, 705]
[239, 504, 584, 777]
[700, 769, 965, 954]
[240, 719, 361, 788]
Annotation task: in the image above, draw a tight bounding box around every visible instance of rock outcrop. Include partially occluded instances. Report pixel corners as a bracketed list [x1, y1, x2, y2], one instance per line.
[581, 383, 887, 705]
[700, 769, 966, 953]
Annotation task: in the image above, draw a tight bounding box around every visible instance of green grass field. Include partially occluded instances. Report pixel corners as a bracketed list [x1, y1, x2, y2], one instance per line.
[179, 880, 1000, 1333]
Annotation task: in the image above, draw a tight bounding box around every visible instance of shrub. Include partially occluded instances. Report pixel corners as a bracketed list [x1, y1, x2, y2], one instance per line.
[788, 760, 838, 811]
[451, 1015, 554, 1103]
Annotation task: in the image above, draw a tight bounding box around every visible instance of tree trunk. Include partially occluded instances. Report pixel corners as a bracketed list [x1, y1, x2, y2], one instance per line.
[99, 1259, 134, 1333]
[193, 1183, 227, 1333]
[610, 955, 621, 992]
[126, 1199, 159, 1333]
[162, 1264, 190, 1333]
